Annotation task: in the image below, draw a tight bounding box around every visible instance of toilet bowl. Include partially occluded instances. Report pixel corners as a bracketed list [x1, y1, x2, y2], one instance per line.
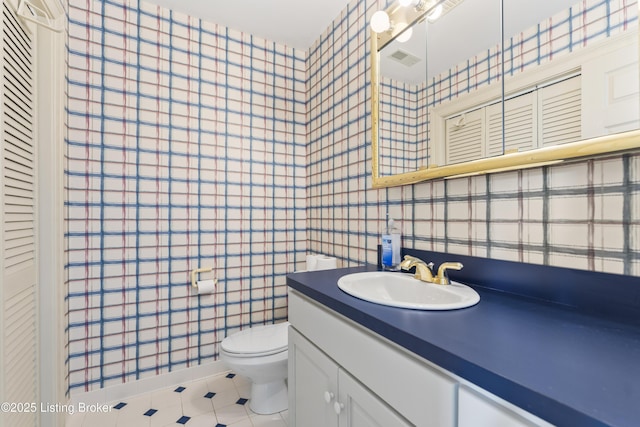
[220, 321, 289, 415]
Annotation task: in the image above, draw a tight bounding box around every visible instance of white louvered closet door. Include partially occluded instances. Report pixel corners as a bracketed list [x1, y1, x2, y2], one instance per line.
[1, 1, 38, 426]
[539, 75, 582, 147]
[486, 92, 536, 157]
[445, 109, 485, 164]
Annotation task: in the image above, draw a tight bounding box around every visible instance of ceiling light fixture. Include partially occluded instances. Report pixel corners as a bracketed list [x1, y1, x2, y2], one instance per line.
[370, 10, 391, 33]
[371, 0, 442, 35]
[396, 26, 413, 43]
[399, 0, 429, 10]
[427, 4, 443, 22]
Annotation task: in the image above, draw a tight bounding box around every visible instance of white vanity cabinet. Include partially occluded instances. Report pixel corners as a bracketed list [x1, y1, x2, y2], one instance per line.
[289, 327, 411, 427]
[288, 290, 457, 427]
[288, 327, 337, 427]
[288, 289, 552, 427]
[458, 385, 541, 427]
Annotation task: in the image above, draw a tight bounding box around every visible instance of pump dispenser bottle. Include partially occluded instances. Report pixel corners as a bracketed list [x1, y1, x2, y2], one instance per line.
[381, 218, 401, 271]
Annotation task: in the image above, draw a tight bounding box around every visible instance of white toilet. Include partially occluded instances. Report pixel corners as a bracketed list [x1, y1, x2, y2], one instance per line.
[220, 321, 289, 415]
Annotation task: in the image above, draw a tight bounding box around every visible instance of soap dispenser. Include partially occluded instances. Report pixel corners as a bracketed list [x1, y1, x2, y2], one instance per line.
[381, 218, 401, 271]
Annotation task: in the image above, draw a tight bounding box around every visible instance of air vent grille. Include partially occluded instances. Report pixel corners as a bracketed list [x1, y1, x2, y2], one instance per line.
[388, 49, 421, 67]
[440, 0, 465, 16]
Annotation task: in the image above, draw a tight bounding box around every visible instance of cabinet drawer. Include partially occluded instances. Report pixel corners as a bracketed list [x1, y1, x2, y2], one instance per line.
[289, 290, 457, 427]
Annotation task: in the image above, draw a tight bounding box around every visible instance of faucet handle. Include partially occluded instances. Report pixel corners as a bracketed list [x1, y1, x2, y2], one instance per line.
[434, 262, 463, 285]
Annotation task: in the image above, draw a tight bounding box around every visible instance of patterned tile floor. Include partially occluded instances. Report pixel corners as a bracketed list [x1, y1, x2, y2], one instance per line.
[66, 372, 289, 427]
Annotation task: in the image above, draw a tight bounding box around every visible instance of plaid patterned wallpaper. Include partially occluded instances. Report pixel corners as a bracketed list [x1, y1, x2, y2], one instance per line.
[400, 155, 640, 274]
[429, 0, 636, 104]
[65, 0, 639, 395]
[308, 0, 639, 271]
[66, 0, 306, 393]
[379, 77, 422, 174]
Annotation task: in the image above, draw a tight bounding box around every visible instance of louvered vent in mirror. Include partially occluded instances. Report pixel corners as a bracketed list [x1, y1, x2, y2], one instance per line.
[446, 111, 484, 164]
[443, 74, 581, 164]
[540, 76, 582, 147]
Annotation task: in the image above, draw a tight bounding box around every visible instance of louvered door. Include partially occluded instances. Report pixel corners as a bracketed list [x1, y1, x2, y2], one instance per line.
[1, 1, 38, 426]
[487, 92, 536, 156]
[445, 109, 484, 164]
[444, 75, 582, 164]
[539, 75, 581, 147]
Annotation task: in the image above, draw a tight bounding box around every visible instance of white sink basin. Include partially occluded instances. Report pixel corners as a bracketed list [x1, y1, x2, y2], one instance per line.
[337, 271, 480, 310]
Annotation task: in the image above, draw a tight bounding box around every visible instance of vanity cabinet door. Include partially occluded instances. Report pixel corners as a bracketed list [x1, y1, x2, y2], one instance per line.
[289, 326, 412, 427]
[288, 327, 339, 427]
[337, 369, 411, 427]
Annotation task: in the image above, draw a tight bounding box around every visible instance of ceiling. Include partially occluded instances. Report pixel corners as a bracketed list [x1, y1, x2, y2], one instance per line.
[144, 0, 353, 50]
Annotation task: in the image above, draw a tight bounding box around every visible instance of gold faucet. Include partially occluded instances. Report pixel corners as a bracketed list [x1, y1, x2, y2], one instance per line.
[400, 255, 435, 283]
[433, 262, 464, 285]
[400, 256, 464, 285]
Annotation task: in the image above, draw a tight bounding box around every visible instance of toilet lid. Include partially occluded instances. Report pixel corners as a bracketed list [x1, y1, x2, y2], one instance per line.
[221, 322, 289, 356]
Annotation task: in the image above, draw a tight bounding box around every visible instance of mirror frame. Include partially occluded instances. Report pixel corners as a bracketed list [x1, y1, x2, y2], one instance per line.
[371, 0, 640, 188]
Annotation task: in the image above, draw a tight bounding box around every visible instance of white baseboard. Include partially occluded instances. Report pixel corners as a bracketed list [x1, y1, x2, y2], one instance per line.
[69, 360, 229, 407]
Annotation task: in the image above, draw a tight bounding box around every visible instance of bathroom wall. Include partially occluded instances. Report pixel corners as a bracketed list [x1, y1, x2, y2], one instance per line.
[65, 0, 306, 393]
[307, 0, 640, 276]
[306, 0, 387, 266]
[379, 77, 422, 173]
[64, 0, 639, 396]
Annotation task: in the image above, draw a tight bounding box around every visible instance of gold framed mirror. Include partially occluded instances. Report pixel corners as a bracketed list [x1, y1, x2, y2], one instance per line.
[371, 0, 640, 188]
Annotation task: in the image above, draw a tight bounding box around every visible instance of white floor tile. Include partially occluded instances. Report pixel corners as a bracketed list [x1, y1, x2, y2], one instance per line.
[151, 387, 183, 409]
[234, 383, 252, 400]
[280, 409, 289, 426]
[81, 407, 118, 427]
[149, 403, 183, 427]
[250, 412, 288, 427]
[231, 375, 251, 390]
[181, 378, 210, 399]
[65, 412, 85, 427]
[206, 374, 238, 394]
[214, 402, 250, 426]
[65, 371, 288, 427]
[116, 393, 152, 415]
[210, 387, 241, 411]
[182, 412, 218, 427]
[181, 394, 215, 418]
[227, 417, 254, 427]
[116, 409, 151, 427]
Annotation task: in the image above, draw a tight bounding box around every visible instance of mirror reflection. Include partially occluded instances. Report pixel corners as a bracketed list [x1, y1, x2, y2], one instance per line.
[378, 20, 427, 175]
[425, 0, 501, 167]
[375, 0, 639, 179]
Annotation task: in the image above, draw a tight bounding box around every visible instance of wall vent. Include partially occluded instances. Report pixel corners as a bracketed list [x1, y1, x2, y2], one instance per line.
[388, 49, 421, 68]
[440, 0, 465, 17]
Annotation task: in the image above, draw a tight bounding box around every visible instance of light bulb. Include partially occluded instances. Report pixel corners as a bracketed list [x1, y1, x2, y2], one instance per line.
[427, 4, 443, 22]
[396, 27, 413, 43]
[371, 10, 390, 33]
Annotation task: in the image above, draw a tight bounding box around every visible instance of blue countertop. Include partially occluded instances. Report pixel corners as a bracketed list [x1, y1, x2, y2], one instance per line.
[287, 264, 640, 427]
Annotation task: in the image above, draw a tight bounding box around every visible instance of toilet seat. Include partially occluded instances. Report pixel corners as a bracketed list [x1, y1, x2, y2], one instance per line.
[221, 322, 289, 357]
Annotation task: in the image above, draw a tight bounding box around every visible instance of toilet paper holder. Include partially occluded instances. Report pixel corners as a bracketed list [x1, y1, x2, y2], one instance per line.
[191, 266, 214, 288]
